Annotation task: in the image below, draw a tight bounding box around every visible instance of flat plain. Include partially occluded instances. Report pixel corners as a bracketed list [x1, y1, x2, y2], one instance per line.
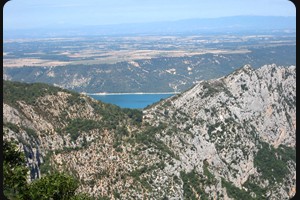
[3, 33, 294, 67]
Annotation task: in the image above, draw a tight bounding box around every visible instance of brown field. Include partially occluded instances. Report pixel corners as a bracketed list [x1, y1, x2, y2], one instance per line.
[6, 34, 283, 68]
[3, 58, 70, 68]
[3, 48, 251, 67]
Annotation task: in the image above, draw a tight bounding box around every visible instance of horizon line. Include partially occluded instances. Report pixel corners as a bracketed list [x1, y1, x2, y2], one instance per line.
[3, 15, 296, 31]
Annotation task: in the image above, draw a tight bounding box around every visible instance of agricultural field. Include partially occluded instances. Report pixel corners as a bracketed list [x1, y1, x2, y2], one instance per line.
[3, 33, 294, 67]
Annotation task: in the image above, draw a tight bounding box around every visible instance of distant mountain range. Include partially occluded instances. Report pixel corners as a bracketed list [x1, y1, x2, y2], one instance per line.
[4, 16, 296, 39]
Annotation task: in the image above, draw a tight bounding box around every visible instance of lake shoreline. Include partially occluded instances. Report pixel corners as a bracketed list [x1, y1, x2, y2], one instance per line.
[86, 93, 176, 109]
[84, 92, 180, 95]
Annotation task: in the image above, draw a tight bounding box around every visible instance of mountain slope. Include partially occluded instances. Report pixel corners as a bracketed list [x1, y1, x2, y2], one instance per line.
[143, 64, 296, 199]
[4, 44, 296, 93]
[3, 64, 296, 199]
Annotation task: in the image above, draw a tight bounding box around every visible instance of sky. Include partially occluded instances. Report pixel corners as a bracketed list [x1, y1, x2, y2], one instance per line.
[3, 0, 296, 30]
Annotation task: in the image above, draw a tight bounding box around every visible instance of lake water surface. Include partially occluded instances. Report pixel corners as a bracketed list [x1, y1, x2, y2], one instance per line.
[88, 93, 175, 109]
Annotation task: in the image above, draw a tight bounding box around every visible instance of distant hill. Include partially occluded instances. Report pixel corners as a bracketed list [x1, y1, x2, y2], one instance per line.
[4, 16, 296, 39]
[4, 45, 296, 93]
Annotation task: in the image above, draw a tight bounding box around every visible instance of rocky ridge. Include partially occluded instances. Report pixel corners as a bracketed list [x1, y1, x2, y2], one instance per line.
[143, 64, 296, 199]
[4, 44, 296, 93]
[3, 64, 296, 199]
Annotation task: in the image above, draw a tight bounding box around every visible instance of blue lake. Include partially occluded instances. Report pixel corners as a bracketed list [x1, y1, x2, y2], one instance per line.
[88, 93, 175, 109]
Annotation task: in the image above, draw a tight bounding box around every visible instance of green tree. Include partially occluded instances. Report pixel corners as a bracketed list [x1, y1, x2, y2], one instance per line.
[27, 172, 79, 200]
[3, 139, 94, 200]
[3, 140, 29, 199]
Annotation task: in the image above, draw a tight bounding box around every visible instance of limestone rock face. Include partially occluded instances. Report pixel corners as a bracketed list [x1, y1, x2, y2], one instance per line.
[143, 64, 296, 199]
[3, 64, 296, 199]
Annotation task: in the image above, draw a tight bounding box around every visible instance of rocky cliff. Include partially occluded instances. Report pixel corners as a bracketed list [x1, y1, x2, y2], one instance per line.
[3, 64, 296, 199]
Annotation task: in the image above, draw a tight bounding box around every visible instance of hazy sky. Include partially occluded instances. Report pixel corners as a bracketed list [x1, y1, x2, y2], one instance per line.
[4, 0, 296, 30]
